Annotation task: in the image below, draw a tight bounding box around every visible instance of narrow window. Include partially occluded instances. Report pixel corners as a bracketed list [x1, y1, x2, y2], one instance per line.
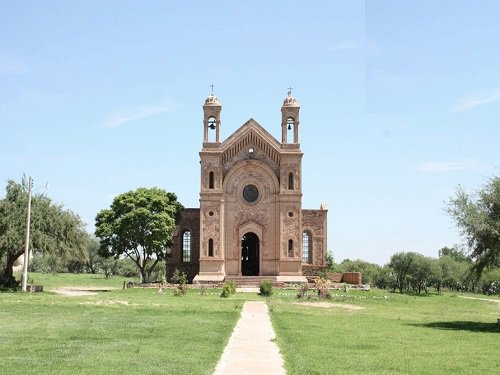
[208, 239, 214, 257]
[302, 231, 312, 263]
[182, 231, 191, 262]
[209, 171, 214, 189]
[288, 172, 294, 190]
[288, 239, 294, 257]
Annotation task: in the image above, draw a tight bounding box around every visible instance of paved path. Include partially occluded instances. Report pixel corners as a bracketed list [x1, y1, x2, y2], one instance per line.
[213, 301, 286, 375]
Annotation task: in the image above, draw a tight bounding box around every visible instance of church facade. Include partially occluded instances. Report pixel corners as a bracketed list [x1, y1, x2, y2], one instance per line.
[167, 92, 328, 283]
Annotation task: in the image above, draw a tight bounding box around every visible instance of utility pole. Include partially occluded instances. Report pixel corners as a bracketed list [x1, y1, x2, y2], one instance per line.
[21, 176, 33, 292]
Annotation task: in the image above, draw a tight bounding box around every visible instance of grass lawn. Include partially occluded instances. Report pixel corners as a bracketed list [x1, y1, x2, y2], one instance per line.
[270, 289, 500, 375]
[0, 275, 241, 375]
[1, 274, 499, 374]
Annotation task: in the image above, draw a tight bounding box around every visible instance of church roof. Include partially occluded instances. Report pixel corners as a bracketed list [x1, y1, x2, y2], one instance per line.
[220, 118, 283, 167]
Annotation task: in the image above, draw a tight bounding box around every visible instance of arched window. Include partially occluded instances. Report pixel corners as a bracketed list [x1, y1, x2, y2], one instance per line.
[208, 239, 214, 257]
[288, 172, 294, 190]
[182, 231, 191, 262]
[288, 239, 294, 257]
[209, 171, 214, 189]
[302, 231, 312, 263]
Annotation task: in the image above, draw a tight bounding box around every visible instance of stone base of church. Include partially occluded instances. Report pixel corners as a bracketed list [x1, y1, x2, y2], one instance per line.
[276, 275, 308, 284]
[193, 274, 225, 284]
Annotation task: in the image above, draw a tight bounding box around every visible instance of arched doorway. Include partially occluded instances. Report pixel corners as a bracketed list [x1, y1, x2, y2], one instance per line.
[241, 232, 259, 276]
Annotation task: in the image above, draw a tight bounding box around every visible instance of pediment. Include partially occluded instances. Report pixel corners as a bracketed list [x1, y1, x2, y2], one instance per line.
[221, 119, 281, 169]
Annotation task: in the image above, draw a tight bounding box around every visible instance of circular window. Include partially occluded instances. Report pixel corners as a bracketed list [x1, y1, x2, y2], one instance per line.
[288, 212, 294, 217]
[208, 211, 214, 217]
[243, 184, 259, 203]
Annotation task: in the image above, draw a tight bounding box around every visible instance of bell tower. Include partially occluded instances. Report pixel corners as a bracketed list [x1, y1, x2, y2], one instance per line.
[203, 88, 222, 143]
[281, 88, 300, 144]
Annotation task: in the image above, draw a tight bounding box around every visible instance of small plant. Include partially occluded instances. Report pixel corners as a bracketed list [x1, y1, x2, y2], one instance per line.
[316, 277, 331, 299]
[296, 284, 309, 299]
[173, 284, 187, 296]
[220, 281, 236, 298]
[199, 285, 208, 296]
[259, 280, 273, 297]
[171, 268, 188, 285]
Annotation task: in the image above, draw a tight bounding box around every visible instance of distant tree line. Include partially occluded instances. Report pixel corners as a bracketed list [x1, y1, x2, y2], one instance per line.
[329, 246, 499, 296]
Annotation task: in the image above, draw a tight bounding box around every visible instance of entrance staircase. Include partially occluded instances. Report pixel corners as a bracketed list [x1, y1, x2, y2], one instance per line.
[224, 276, 284, 288]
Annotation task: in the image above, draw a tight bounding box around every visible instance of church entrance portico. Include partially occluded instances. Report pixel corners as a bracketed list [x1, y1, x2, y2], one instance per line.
[241, 232, 259, 276]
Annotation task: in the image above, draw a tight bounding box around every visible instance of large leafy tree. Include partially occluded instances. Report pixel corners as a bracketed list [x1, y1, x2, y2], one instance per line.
[0, 178, 87, 286]
[389, 251, 417, 293]
[447, 177, 500, 274]
[95, 187, 183, 283]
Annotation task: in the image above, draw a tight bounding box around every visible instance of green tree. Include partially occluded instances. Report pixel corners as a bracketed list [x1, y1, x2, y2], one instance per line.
[438, 246, 470, 263]
[389, 252, 418, 293]
[0, 178, 87, 286]
[407, 254, 433, 294]
[447, 176, 500, 274]
[95, 187, 183, 283]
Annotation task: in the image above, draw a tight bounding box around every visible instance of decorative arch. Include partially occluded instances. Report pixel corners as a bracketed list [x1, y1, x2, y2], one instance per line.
[223, 159, 280, 196]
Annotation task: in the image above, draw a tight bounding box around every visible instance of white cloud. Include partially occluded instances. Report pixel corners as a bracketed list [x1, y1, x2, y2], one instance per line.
[99, 101, 175, 128]
[418, 158, 490, 173]
[452, 89, 500, 112]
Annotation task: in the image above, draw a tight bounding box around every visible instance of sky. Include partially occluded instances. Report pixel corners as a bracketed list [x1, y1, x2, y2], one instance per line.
[1, 1, 499, 265]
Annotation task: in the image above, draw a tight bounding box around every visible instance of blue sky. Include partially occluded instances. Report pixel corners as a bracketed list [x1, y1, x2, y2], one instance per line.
[1, 1, 499, 265]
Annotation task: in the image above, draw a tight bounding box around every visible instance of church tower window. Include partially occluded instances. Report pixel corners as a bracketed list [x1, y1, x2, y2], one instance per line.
[288, 239, 294, 257]
[209, 171, 214, 189]
[208, 239, 214, 257]
[182, 231, 191, 262]
[288, 172, 294, 190]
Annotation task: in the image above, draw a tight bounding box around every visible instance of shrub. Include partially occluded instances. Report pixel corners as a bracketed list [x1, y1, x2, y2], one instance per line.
[199, 285, 208, 296]
[259, 280, 273, 297]
[315, 277, 330, 299]
[220, 281, 236, 298]
[296, 284, 309, 299]
[173, 284, 187, 296]
[480, 269, 500, 295]
[171, 268, 188, 285]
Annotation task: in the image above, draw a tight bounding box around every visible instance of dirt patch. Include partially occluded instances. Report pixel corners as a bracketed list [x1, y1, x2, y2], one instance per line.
[458, 295, 500, 308]
[293, 302, 364, 310]
[52, 287, 116, 297]
[80, 300, 131, 306]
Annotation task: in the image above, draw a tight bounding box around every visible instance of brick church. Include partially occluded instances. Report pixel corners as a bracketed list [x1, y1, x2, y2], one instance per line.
[167, 91, 328, 283]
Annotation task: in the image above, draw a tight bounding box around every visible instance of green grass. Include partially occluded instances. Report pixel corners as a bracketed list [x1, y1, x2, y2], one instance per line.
[1, 274, 499, 374]
[270, 289, 500, 375]
[0, 283, 240, 375]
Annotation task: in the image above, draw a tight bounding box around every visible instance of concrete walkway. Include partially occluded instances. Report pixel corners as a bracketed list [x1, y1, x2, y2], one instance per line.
[213, 301, 286, 375]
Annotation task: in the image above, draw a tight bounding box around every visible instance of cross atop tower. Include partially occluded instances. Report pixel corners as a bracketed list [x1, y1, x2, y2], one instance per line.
[210, 84, 214, 95]
[287, 86, 293, 96]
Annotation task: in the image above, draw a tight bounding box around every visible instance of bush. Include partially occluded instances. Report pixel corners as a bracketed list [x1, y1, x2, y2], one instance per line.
[171, 268, 188, 285]
[173, 284, 187, 296]
[480, 268, 500, 295]
[116, 258, 139, 277]
[259, 280, 273, 297]
[220, 281, 236, 298]
[296, 284, 309, 299]
[315, 277, 330, 299]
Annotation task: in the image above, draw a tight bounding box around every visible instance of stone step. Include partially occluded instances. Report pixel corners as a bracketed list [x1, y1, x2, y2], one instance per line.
[224, 276, 281, 287]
